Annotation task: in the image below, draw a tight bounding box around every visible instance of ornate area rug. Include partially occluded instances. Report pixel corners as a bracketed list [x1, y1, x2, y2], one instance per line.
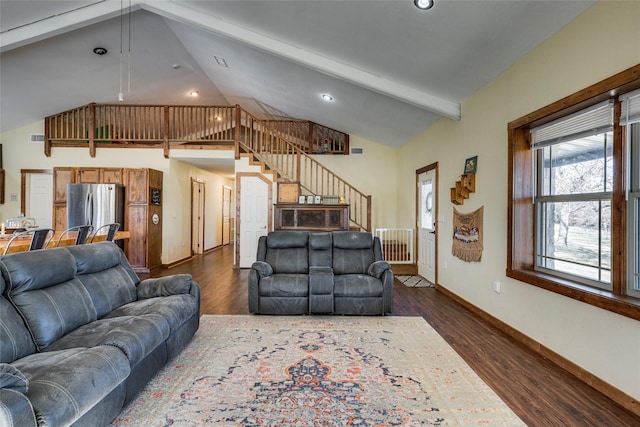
[396, 275, 434, 288]
[110, 315, 524, 426]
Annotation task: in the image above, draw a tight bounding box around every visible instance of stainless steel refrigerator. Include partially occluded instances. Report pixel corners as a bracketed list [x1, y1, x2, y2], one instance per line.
[67, 184, 124, 230]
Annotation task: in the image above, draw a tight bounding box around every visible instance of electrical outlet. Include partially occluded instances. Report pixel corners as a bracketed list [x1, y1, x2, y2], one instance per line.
[493, 281, 501, 293]
[444, 261, 448, 269]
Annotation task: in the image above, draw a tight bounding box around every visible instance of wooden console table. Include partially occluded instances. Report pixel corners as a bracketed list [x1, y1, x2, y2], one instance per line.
[274, 204, 349, 231]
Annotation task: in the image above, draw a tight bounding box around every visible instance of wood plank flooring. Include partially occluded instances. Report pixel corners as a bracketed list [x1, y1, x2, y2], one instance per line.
[150, 245, 640, 426]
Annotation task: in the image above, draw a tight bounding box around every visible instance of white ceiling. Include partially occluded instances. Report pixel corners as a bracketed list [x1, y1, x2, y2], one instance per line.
[1, 0, 595, 171]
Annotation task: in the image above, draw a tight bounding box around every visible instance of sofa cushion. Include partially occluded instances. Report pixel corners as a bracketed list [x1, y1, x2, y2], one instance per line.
[43, 315, 170, 366]
[259, 274, 309, 297]
[104, 295, 198, 335]
[67, 242, 139, 318]
[0, 298, 37, 364]
[309, 232, 332, 267]
[332, 231, 376, 275]
[12, 346, 130, 427]
[334, 275, 383, 297]
[2, 249, 98, 350]
[265, 232, 309, 274]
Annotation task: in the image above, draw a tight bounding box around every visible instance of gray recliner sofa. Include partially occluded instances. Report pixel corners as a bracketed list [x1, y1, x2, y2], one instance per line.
[0, 242, 200, 427]
[249, 230, 393, 315]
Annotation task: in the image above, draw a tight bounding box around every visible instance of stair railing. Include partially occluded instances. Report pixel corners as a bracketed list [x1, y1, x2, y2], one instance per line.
[237, 109, 371, 231]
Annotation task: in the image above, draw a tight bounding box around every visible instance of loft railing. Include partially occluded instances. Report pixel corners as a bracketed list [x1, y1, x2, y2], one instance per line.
[44, 103, 369, 230]
[44, 103, 348, 156]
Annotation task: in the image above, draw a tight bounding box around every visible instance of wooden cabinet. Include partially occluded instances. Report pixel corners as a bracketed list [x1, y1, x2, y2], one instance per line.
[274, 204, 349, 231]
[101, 168, 124, 184]
[76, 168, 100, 183]
[53, 166, 160, 273]
[53, 167, 75, 203]
[126, 168, 163, 273]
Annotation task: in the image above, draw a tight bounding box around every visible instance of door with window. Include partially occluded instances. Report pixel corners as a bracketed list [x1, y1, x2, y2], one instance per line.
[418, 166, 437, 284]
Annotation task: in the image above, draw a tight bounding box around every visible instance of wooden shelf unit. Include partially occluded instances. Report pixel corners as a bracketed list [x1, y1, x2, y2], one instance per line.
[274, 203, 349, 231]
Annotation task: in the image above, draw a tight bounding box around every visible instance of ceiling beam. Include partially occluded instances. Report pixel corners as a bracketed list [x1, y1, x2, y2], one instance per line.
[0, 1, 142, 53]
[141, 1, 461, 121]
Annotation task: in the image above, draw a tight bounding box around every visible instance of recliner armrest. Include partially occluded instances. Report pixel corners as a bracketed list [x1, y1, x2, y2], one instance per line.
[367, 260, 390, 279]
[137, 274, 193, 299]
[251, 261, 273, 278]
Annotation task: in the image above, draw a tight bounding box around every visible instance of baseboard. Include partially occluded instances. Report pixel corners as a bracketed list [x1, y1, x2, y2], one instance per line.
[163, 255, 193, 269]
[436, 285, 640, 418]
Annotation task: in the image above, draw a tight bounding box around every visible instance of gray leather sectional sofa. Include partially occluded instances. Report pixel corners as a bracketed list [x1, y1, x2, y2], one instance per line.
[249, 231, 393, 315]
[0, 242, 200, 426]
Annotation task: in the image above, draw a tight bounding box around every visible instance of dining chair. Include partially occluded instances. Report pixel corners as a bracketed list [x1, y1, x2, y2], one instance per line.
[2, 228, 55, 255]
[90, 223, 120, 242]
[56, 225, 94, 247]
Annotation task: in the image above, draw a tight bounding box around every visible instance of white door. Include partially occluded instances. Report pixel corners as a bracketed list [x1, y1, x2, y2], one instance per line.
[27, 173, 53, 228]
[222, 186, 232, 245]
[418, 168, 436, 283]
[191, 181, 205, 255]
[239, 176, 268, 267]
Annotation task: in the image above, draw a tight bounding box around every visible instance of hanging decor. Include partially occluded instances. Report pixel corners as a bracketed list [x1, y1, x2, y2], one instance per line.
[452, 206, 483, 262]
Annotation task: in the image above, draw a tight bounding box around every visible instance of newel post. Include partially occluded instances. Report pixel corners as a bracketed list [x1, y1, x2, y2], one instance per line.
[44, 116, 51, 157]
[234, 105, 241, 160]
[89, 103, 96, 158]
[163, 106, 170, 159]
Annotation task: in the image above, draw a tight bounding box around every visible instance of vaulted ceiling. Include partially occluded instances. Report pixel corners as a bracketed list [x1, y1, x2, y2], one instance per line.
[1, 1, 595, 148]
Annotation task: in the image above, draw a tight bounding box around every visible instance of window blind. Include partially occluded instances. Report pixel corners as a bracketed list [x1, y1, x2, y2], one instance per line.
[620, 89, 640, 126]
[531, 100, 613, 148]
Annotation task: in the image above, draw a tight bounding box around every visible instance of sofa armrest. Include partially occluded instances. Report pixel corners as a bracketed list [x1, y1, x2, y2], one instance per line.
[251, 261, 273, 278]
[0, 363, 36, 427]
[367, 260, 391, 279]
[0, 388, 37, 427]
[137, 274, 193, 299]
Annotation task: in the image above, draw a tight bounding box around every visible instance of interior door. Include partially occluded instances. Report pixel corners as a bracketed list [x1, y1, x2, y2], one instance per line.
[239, 176, 268, 268]
[191, 180, 205, 255]
[418, 168, 436, 283]
[222, 186, 232, 245]
[27, 173, 53, 228]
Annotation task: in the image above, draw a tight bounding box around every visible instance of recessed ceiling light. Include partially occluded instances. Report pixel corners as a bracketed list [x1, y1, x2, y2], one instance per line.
[93, 47, 108, 55]
[321, 93, 334, 102]
[414, 0, 434, 10]
[189, 91, 199, 97]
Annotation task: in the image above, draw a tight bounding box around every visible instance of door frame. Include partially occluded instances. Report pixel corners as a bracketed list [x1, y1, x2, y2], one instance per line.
[235, 172, 273, 268]
[191, 179, 205, 256]
[416, 162, 438, 284]
[21, 169, 52, 216]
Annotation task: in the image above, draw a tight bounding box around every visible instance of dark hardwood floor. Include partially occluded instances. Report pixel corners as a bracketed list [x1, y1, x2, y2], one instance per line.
[151, 244, 640, 426]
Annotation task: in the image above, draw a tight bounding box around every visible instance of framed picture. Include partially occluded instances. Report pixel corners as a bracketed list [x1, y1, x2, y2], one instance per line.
[298, 195, 306, 204]
[464, 156, 478, 174]
[307, 195, 315, 204]
[314, 195, 322, 204]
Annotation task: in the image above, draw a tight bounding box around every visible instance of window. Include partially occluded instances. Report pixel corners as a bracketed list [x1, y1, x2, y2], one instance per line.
[622, 89, 640, 298]
[508, 64, 640, 321]
[531, 102, 613, 289]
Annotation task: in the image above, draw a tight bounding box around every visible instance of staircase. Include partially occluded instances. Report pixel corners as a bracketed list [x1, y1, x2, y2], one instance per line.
[44, 103, 371, 231]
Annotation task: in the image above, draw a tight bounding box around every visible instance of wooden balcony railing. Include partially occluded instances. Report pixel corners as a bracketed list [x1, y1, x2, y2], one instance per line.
[44, 103, 369, 230]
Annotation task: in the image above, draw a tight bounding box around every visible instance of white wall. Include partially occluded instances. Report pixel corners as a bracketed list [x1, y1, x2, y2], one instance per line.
[396, 0, 640, 401]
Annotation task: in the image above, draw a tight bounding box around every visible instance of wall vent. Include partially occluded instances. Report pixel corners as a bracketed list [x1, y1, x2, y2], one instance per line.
[30, 134, 45, 144]
[350, 147, 364, 155]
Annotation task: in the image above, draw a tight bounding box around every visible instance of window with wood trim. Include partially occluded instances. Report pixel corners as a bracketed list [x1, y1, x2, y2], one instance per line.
[508, 64, 640, 321]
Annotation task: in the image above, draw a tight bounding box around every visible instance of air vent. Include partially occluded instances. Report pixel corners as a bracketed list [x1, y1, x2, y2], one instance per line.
[350, 147, 364, 155]
[30, 134, 45, 144]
